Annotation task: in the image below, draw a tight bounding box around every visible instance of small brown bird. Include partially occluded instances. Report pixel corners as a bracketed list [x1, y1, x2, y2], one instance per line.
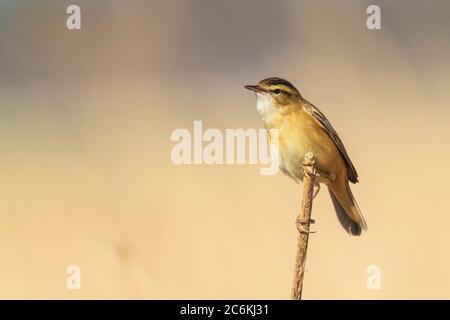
[245, 77, 367, 235]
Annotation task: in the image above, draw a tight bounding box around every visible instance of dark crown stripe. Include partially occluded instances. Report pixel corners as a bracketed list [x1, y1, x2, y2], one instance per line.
[260, 77, 300, 95]
[262, 77, 296, 90]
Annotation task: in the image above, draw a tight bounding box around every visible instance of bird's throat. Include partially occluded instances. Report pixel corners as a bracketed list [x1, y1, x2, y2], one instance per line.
[256, 93, 278, 125]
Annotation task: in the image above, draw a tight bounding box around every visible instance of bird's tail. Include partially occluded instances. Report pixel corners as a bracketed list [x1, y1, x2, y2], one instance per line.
[328, 182, 367, 236]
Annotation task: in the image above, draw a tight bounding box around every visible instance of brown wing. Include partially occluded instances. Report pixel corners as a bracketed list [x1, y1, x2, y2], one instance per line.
[303, 101, 359, 183]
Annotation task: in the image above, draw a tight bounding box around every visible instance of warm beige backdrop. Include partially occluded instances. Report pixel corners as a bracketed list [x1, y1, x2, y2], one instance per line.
[1, 1, 449, 299]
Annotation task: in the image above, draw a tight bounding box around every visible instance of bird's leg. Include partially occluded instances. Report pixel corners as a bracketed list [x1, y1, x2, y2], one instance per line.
[313, 171, 335, 185]
[312, 183, 321, 199]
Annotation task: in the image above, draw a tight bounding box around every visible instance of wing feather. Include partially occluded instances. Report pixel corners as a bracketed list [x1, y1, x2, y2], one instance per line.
[303, 101, 359, 183]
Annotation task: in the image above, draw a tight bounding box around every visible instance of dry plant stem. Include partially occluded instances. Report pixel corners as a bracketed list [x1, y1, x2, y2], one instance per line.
[291, 152, 317, 300]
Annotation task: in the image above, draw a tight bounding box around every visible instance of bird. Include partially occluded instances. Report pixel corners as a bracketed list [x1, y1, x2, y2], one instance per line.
[245, 77, 367, 236]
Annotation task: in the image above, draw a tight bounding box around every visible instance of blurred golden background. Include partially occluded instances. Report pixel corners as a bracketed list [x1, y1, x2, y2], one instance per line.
[1, 0, 450, 299]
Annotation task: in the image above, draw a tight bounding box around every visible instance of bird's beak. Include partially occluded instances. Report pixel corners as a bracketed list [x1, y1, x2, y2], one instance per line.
[245, 85, 264, 93]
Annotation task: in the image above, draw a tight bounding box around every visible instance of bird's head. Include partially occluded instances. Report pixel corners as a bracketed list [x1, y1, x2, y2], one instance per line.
[245, 77, 301, 107]
[245, 77, 302, 122]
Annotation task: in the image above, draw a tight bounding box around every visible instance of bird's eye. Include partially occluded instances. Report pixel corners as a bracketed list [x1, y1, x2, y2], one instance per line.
[273, 89, 281, 94]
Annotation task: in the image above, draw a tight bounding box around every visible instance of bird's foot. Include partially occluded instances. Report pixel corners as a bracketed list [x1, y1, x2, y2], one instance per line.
[298, 218, 315, 224]
[296, 217, 316, 234]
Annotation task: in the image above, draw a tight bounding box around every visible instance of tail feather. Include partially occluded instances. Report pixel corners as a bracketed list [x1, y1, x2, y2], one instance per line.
[328, 183, 367, 236]
[345, 182, 367, 231]
[329, 189, 361, 236]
